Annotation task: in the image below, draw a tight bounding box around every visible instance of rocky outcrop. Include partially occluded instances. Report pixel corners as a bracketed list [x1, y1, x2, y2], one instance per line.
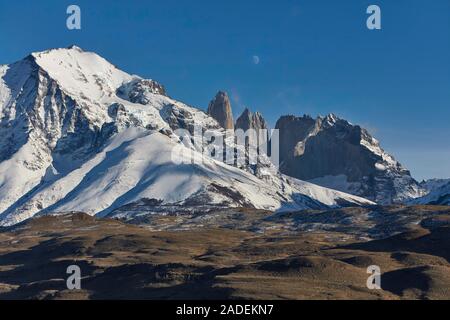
[235, 108, 268, 131]
[207, 91, 234, 129]
[117, 79, 167, 104]
[275, 114, 425, 204]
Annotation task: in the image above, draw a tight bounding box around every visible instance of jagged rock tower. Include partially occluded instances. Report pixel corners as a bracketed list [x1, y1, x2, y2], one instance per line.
[235, 108, 268, 131]
[207, 91, 234, 130]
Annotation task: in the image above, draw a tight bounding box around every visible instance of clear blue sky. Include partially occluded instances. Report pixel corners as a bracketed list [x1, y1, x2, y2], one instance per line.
[1, 0, 449, 180]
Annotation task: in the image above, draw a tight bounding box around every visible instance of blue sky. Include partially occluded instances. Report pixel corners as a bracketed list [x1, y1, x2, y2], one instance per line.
[1, 0, 449, 180]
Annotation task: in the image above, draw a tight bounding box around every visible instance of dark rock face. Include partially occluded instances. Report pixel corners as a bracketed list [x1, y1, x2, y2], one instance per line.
[117, 79, 167, 104]
[162, 104, 220, 136]
[207, 91, 234, 129]
[275, 114, 424, 204]
[235, 108, 268, 131]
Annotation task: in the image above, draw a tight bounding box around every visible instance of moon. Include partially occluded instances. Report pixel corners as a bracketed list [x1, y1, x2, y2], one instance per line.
[252, 55, 260, 65]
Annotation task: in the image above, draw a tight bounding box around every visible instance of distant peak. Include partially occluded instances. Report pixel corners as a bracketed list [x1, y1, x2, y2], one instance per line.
[278, 114, 313, 122]
[215, 91, 229, 99]
[235, 107, 267, 131]
[242, 107, 251, 115]
[67, 45, 84, 51]
[321, 113, 341, 126]
[208, 91, 234, 129]
[29, 46, 89, 62]
[325, 113, 339, 121]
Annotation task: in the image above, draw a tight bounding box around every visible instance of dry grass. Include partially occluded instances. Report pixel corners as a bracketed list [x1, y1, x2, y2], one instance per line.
[0, 208, 449, 300]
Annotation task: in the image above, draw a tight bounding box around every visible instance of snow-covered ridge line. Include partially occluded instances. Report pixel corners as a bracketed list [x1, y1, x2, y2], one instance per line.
[409, 180, 450, 206]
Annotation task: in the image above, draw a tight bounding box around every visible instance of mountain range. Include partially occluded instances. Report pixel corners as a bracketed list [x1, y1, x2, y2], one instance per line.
[0, 46, 375, 226]
[0, 46, 446, 226]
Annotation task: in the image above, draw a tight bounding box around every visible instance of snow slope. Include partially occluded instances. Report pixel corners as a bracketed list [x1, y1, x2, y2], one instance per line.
[420, 178, 450, 194]
[409, 181, 450, 206]
[0, 46, 374, 226]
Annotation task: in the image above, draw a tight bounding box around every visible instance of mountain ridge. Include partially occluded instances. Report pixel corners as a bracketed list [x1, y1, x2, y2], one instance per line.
[275, 113, 426, 204]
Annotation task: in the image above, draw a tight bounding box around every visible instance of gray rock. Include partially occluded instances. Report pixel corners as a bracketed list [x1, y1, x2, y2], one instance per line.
[275, 113, 425, 204]
[207, 91, 234, 129]
[235, 108, 268, 131]
[117, 78, 167, 105]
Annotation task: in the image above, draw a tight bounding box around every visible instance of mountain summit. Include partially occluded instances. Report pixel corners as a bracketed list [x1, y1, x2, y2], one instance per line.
[235, 108, 268, 131]
[275, 114, 425, 204]
[207, 91, 234, 129]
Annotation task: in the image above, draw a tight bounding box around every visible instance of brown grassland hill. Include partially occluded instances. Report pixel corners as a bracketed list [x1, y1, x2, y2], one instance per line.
[0, 205, 449, 300]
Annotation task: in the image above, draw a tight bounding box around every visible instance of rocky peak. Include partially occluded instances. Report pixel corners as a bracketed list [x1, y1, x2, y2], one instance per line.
[323, 113, 339, 124]
[275, 115, 318, 161]
[275, 113, 424, 204]
[235, 108, 268, 131]
[410, 180, 450, 205]
[66, 45, 84, 51]
[117, 78, 167, 104]
[207, 91, 234, 129]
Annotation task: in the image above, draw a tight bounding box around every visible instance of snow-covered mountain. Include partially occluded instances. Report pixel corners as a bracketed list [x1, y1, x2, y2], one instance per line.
[0, 46, 373, 226]
[275, 114, 426, 204]
[419, 178, 450, 194]
[409, 180, 450, 206]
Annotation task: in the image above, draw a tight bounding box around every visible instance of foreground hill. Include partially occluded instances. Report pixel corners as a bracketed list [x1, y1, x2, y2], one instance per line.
[0, 205, 449, 300]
